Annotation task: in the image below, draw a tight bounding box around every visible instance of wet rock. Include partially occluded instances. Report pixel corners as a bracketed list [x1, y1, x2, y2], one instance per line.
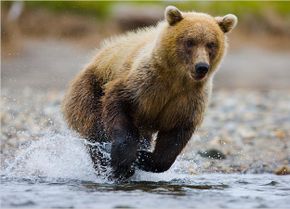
[275, 166, 290, 175]
[188, 165, 198, 175]
[209, 137, 231, 146]
[238, 126, 256, 139]
[273, 129, 287, 139]
[198, 149, 226, 160]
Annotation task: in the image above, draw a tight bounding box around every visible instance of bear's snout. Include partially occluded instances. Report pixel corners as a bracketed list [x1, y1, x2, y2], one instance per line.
[194, 62, 209, 80]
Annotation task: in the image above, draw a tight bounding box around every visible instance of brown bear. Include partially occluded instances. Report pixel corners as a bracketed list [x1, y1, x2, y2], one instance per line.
[62, 6, 237, 180]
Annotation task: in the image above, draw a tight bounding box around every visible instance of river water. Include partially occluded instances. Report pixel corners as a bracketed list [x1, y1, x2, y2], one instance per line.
[1, 173, 290, 208]
[1, 135, 290, 208]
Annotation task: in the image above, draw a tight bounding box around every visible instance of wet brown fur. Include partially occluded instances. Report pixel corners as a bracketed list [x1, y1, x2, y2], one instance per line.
[62, 7, 237, 178]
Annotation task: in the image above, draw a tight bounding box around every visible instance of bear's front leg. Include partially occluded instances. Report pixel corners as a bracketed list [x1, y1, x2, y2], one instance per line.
[136, 126, 194, 172]
[110, 121, 139, 180]
[102, 86, 139, 180]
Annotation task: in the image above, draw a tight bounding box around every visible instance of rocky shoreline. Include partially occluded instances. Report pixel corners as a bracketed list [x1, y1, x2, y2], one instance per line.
[1, 88, 289, 175]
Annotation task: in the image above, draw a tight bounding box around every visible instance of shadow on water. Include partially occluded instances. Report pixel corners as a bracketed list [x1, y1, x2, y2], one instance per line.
[1, 174, 228, 196]
[81, 181, 229, 195]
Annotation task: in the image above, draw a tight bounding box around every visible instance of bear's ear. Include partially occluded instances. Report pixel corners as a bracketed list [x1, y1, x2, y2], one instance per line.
[215, 14, 238, 33]
[165, 6, 183, 26]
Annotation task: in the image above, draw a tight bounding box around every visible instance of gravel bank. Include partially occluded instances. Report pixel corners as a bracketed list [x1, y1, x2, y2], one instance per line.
[1, 88, 289, 174]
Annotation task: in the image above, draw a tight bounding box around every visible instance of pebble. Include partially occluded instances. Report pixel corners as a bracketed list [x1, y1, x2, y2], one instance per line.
[275, 166, 290, 175]
[273, 129, 287, 139]
[198, 149, 226, 160]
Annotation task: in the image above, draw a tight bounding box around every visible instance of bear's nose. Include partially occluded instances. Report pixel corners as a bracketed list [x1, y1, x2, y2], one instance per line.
[195, 63, 209, 79]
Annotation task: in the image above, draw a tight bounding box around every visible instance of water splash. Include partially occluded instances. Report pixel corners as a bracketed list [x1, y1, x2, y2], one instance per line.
[2, 131, 100, 182]
[1, 129, 196, 183]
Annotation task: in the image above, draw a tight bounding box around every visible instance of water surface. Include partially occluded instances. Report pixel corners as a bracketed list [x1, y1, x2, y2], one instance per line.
[1, 173, 290, 208]
[1, 123, 289, 208]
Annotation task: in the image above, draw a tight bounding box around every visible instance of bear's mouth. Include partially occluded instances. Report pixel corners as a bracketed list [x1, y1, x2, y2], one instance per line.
[189, 70, 207, 81]
[194, 71, 207, 80]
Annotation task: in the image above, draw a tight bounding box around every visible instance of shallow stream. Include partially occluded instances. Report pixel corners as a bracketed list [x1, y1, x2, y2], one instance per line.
[1, 136, 289, 208]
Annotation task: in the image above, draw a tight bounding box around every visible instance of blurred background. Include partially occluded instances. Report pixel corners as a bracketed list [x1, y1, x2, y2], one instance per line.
[2, 1, 290, 91]
[1, 1, 290, 175]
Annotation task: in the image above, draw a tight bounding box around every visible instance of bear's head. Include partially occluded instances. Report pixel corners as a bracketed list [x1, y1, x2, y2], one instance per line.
[157, 6, 237, 82]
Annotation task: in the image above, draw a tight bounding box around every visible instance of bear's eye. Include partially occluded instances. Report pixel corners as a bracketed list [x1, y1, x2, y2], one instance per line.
[186, 39, 196, 48]
[207, 42, 217, 50]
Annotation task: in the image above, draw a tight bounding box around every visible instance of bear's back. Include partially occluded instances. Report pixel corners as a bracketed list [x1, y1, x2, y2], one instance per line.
[88, 25, 161, 83]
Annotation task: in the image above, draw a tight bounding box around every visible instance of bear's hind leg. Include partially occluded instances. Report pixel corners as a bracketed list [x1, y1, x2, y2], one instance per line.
[62, 68, 109, 173]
